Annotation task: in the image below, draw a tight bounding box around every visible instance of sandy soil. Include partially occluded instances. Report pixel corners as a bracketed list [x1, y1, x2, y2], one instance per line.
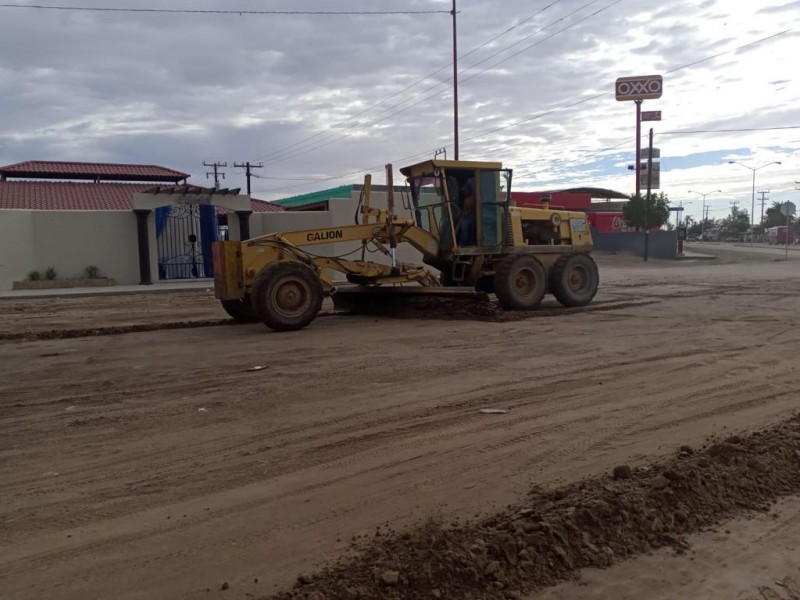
[533, 496, 800, 600]
[0, 289, 226, 336]
[1, 254, 799, 599]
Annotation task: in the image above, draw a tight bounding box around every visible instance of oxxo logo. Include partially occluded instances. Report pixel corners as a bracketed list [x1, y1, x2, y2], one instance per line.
[615, 75, 663, 101]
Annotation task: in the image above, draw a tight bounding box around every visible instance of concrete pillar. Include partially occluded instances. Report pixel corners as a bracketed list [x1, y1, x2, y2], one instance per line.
[133, 209, 152, 285]
[235, 210, 252, 240]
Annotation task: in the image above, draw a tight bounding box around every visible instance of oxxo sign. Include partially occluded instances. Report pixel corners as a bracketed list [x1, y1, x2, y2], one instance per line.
[615, 75, 663, 101]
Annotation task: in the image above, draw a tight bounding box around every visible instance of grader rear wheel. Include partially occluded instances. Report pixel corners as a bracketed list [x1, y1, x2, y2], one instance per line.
[251, 261, 323, 331]
[549, 253, 599, 307]
[493, 255, 546, 310]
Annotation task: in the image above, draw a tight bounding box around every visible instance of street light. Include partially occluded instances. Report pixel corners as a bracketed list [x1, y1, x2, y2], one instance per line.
[688, 189, 722, 240]
[728, 160, 782, 243]
[674, 200, 693, 229]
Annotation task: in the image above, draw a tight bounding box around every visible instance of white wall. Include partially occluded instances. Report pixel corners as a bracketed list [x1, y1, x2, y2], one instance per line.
[0, 210, 140, 290]
[0, 211, 35, 289]
[0, 197, 435, 291]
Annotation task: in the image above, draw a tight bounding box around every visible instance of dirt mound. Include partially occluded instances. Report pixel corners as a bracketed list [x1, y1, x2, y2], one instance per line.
[267, 416, 800, 600]
[333, 296, 659, 323]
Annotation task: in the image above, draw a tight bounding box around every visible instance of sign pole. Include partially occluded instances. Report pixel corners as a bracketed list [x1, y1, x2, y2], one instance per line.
[787, 210, 791, 261]
[635, 100, 642, 198]
[779, 201, 796, 261]
[644, 128, 654, 262]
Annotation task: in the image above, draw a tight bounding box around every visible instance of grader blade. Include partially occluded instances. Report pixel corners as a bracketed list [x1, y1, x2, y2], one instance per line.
[331, 285, 490, 315]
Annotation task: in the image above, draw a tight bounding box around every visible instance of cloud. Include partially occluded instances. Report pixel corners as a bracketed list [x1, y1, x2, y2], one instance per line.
[0, 0, 797, 221]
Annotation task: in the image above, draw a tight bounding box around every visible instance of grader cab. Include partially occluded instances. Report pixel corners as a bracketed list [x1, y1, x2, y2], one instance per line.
[213, 159, 599, 331]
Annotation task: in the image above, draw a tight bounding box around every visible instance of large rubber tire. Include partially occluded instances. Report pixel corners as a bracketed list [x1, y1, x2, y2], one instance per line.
[220, 298, 258, 323]
[251, 261, 323, 331]
[549, 253, 599, 307]
[494, 255, 547, 310]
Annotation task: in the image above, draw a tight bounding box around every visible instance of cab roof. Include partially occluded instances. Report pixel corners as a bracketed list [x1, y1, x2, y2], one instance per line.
[399, 159, 504, 178]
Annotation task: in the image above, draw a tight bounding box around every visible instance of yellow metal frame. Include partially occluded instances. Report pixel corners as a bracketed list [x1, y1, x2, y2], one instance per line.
[214, 160, 595, 302]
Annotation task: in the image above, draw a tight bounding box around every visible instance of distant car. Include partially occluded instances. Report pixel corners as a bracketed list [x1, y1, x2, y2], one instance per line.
[688, 236, 701, 242]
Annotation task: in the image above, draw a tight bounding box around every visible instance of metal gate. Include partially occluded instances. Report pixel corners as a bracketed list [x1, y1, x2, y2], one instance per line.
[157, 204, 213, 279]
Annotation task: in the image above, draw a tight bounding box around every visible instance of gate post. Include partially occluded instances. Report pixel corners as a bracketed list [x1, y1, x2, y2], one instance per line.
[133, 209, 153, 285]
[236, 210, 252, 240]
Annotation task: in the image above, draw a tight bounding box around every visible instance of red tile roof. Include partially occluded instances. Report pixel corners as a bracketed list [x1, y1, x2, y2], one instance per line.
[0, 181, 284, 212]
[250, 200, 285, 213]
[0, 160, 189, 182]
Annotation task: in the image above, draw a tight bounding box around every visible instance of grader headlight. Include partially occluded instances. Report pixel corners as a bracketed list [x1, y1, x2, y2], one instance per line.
[550, 213, 562, 227]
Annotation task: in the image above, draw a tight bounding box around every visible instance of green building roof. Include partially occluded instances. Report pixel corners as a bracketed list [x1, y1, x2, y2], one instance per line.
[273, 185, 354, 209]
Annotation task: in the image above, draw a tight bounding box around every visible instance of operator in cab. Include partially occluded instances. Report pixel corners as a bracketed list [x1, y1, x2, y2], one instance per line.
[456, 179, 477, 246]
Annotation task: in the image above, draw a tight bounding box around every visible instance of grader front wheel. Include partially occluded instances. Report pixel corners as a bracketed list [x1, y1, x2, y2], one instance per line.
[494, 255, 546, 310]
[251, 261, 323, 331]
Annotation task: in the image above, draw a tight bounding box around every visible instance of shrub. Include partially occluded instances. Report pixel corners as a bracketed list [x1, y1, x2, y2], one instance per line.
[45, 267, 57, 280]
[27, 270, 42, 281]
[84, 265, 101, 278]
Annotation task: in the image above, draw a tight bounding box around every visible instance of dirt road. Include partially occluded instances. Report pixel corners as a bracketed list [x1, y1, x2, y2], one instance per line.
[1, 257, 799, 599]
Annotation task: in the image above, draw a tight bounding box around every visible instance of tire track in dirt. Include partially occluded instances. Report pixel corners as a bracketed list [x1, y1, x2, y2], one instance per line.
[3, 268, 800, 600]
[3, 338, 789, 536]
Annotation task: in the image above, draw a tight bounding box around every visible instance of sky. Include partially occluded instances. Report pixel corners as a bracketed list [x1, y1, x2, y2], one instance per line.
[0, 0, 798, 223]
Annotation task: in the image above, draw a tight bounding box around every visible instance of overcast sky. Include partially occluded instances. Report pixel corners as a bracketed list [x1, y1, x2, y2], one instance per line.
[1, 0, 798, 222]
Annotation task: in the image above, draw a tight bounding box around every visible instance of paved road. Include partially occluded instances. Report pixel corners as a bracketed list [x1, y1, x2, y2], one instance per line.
[686, 242, 800, 261]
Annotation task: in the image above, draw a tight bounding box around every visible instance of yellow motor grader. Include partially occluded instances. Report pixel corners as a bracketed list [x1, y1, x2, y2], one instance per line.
[213, 159, 598, 331]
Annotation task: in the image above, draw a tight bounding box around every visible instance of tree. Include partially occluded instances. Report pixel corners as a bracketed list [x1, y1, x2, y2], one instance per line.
[686, 216, 718, 236]
[763, 201, 796, 230]
[720, 204, 750, 234]
[623, 192, 671, 231]
[685, 216, 705, 235]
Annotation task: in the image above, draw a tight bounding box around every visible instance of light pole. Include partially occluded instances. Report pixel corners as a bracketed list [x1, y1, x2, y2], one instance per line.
[451, 0, 459, 159]
[688, 189, 721, 240]
[728, 161, 782, 243]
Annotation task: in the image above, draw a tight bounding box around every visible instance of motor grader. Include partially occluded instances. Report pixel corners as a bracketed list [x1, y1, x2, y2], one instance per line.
[213, 159, 599, 331]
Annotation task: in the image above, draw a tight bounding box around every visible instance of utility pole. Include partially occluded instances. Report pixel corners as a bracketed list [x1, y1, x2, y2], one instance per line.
[688, 189, 721, 241]
[233, 161, 264, 196]
[204, 161, 227, 189]
[757, 190, 769, 229]
[728, 160, 782, 244]
[451, 0, 459, 159]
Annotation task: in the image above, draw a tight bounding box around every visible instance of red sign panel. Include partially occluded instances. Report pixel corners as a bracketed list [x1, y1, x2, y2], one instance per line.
[589, 212, 659, 233]
[589, 212, 634, 233]
[615, 75, 663, 101]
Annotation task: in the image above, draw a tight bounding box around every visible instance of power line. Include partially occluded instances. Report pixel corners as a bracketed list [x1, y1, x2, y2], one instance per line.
[253, 0, 570, 165]
[519, 138, 636, 178]
[252, 173, 344, 182]
[258, 0, 619, 167]
[660, 125, 800, 135]
[458, 28, 794, 146]
[256, 28, 795, 195]
[0, 4, 451, 15]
